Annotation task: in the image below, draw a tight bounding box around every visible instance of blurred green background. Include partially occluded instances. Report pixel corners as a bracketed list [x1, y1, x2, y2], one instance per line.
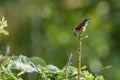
[0, 0, 120, 80]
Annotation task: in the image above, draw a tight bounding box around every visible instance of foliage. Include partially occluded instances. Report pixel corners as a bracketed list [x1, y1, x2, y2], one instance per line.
[0, 16, 9, 35]
[0, 9, 110, 80]
[1, 0, 120, 79]
[0, 55, 104, 80]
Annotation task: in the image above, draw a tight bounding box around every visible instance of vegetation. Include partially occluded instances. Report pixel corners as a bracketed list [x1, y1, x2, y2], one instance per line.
[0, 17, 110, 80]
[0, 55, 105, 80]
[0, 0, 120, 79]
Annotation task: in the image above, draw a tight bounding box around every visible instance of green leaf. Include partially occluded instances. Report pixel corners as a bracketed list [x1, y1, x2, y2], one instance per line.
[0, 16, 9, 36]
[96, 75, 104, 80]
[30, 57, 47, 66]
[46, 65, 60, 72]
[66, 66, 77, 75]
[0, 29, 9, 35]
[0, 54, 3, 60]
[6, 55, 39, 73]
[81, 66, 87, 70]
[84, 77, 93, 80]
[83, 71, 93, 78]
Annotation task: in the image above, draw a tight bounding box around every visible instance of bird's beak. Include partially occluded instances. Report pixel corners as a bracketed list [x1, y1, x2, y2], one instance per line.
[87, 18, 91, 22]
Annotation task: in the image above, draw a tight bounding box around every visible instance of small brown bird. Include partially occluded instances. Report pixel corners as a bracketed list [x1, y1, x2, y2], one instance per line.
[73, 18, 91, 36]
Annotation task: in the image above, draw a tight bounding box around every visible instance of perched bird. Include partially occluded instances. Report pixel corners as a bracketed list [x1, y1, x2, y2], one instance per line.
[73, 18, 91, 36]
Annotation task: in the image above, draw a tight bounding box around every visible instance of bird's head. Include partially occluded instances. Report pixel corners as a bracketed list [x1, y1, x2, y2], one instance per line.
[83, 18, 91, 27]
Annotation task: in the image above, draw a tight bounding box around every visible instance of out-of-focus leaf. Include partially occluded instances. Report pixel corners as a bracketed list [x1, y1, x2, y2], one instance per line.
[0, 55, 105, 80]
[102, 65, 112, 71]
[0, 54, 3, 60]
[0, 16, 9, 35]
[30, 57, 47, 66]
[81, 66, 87, 70]
[0, 29, 9, 35]
[96, 75, 104, 80]
[66, 66, 77, 75]
[82, 71, 94, 80]
[46, 65, 61, 72]
[85, 77, 93, 80]
[39, 66, 52, 74]
[54, 71, 64, 79]
[6, 55, 39, 73]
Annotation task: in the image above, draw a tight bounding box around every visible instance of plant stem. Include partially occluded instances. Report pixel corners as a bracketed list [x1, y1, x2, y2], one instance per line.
[65, 53, 72, 80]
[62, 74, 77, 79]
[78, 34, 82, 80]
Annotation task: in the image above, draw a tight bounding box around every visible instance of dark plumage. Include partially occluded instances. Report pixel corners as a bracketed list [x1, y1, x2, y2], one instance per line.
[73, 18, 91, 36]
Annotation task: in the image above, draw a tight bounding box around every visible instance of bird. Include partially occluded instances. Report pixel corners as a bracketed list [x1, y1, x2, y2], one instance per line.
[73, 18, 91, 37]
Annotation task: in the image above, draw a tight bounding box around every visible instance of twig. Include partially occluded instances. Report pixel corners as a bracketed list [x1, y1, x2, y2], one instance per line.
[0, 45, 10, 65]
[65, 53, 73, 80]
[101, 65, 112, 74]
[5, 45, 10, 57]
[63, 74, 77, 79]
[17, 71, 25, 76]
[93, 65, 112, 80]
